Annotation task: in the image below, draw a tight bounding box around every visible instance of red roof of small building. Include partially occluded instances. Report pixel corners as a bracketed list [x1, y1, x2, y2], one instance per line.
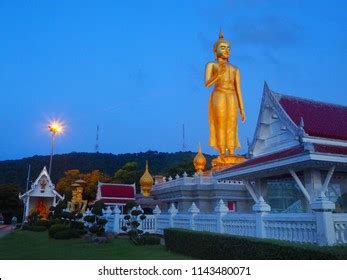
[279, 95, 347, 141]
[99, 184, 135, 199]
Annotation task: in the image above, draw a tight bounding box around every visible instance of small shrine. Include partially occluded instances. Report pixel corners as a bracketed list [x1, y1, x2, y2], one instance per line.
[96, 181, 136, 213]
[67, 179, 88, 213]
[19, 167, 64, 220]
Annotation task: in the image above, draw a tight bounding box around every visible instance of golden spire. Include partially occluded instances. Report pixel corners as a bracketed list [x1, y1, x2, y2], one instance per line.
[140, 160, 154, 197]
[193, 143, 206, 173]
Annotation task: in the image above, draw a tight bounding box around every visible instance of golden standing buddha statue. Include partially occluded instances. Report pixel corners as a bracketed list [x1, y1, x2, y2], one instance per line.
[205, 32, 246, 170]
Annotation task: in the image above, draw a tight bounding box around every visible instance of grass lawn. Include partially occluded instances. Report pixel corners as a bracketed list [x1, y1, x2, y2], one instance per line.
[0, 230, 192, 260]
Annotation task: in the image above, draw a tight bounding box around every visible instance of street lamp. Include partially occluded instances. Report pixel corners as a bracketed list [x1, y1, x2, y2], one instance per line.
[48, 120, 64, 176]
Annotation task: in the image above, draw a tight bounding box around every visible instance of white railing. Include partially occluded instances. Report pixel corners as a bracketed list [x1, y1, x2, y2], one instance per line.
[172, 214, 191, 229]
[263, 214, 316, 244]
[103, 201, 347, 246]
[153, 174, 233, 190]
[194, 214, 218, 233]
[223, 214, 256, 237]
[141, 216, 156, 233]
[156, 214, 171, 234]
[333, 214, 347, 244]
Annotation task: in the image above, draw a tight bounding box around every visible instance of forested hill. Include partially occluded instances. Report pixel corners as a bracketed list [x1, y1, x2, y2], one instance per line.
[0, 151, 213, 190]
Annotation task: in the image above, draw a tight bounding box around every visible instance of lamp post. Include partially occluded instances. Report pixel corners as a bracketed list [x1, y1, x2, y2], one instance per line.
[48, 120, 63, 176]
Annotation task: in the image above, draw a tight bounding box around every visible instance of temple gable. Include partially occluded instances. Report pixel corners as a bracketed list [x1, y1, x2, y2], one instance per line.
[249, 83, 300, 157]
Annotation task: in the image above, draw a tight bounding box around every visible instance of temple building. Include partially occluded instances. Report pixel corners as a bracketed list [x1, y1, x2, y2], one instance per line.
[152, 146, 253, 213]
[96, 182, 136, 213]
[19, 167, 64, 220]
[151, 83, 347, 214]
[216, 83, 347, 213]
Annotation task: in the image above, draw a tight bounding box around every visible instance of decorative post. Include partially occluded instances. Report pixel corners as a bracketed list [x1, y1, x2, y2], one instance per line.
[188, 202, 200, 230]
[182, 172, 188, 185]
[311, 192, 336, 246]
[153, 205, 162, 234]
[113, 206, 121, 234]
[104, 206, 113, 232]
[168, 203, 178, 228]
[252, 196, 271, 238]
[214, 199, 229, 234]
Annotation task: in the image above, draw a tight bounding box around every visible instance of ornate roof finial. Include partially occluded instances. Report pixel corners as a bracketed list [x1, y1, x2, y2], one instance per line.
[140, 160, 154, 197]
[193, 143, 206, 174]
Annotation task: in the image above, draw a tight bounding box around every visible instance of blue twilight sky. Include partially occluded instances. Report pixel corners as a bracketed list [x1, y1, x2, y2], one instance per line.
[0, 0, 346, 160]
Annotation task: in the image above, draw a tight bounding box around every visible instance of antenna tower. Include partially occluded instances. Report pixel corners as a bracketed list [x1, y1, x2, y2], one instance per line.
[95, 125, 100, 153]
[182, 124, 187, 152]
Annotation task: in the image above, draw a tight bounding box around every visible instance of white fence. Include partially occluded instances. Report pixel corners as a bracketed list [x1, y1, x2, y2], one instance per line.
[101, 199, 347, 246]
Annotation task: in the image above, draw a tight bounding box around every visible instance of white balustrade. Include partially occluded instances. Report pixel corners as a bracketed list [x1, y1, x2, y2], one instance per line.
[102, 203, 347, 246]
[263, 214, 316, 244]
[222, 214, 256, 237]
[333, 214, 347, 244]
[172, 214, 191, 229]
[194, 214, 218, 233]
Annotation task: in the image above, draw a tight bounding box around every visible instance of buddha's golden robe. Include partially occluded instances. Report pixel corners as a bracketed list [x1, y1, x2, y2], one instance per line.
[208, 64, 244, 154]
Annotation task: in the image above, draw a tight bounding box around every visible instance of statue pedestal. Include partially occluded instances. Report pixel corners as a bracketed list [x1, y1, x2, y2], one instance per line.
[211, 154, 246, 172]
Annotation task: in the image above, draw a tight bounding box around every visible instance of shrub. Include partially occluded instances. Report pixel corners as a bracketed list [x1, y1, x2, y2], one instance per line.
[70, 221, 85, 230]
[48, 224, 70, 238]
[84, 215, 96, 224]
[53, 229, 79, 240]
[121, 208, 147, 245]
[164, 229, 338, 260]
[92, 200, 106, 216]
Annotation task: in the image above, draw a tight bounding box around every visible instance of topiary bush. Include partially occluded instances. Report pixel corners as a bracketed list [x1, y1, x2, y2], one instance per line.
[164, 229, 338, 260]
[121, 208, 147, 245]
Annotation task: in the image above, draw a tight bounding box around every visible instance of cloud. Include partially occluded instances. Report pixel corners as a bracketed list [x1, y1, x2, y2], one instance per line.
[231, 16, 300, 48]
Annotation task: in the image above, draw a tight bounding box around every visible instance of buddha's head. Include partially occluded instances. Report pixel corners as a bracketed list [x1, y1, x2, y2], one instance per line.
[213, 31, 231, 60]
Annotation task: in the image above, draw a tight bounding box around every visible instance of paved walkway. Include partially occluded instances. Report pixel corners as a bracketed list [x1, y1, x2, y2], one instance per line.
[0, 225, 12, 238]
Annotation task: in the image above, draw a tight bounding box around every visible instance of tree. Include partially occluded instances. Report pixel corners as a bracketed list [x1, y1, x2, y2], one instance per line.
[165, 159, 196, 178]
[56, 169, 112, 202]
[0, 184, 23, 223]
[114, 162, 142, 192]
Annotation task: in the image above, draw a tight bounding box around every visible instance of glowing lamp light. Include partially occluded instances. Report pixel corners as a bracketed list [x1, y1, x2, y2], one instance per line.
[48, 120, 64, 135]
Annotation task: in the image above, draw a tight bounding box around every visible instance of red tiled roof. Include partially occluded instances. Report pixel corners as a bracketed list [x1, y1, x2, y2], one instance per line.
[102, 198, 133, 204]
[314, 144, 347, 155]
[279, 95, 347, 141]
[219, 146, 305, 173]
[100, 184, 135, 199]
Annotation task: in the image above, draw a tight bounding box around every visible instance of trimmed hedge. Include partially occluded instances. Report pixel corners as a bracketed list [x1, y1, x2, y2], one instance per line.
[164, 229, 345, 260]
